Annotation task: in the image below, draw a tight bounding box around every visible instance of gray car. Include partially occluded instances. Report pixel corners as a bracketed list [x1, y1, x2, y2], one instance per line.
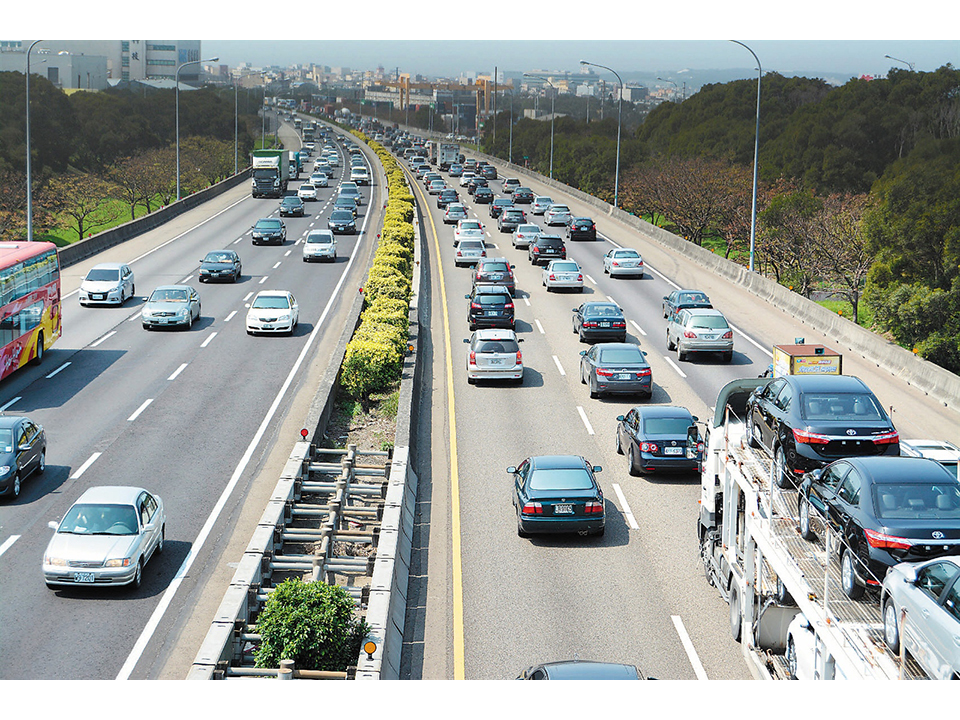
[0, 415, 46, 499]
[881, 557, 960, 680]
[579, 342, 653, 399]
[666, 308, 734, 362]
[455, 239, 486, 267]
[42, 486, 165, 589]
[141, 284, 201, 330]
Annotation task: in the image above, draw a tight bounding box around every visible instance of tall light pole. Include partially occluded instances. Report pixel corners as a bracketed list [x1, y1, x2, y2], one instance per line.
[581, 60, 623, 208]
[523, 73, 557, 179]
[25, 40, 42, 242]
[233, 78, 239, 175]
[731, 40, 761, 273]
[885, 54, 915, 71]
[658, 76, 679, 101]
[176, 56, 218, 201]
[508, 92, 513, 164]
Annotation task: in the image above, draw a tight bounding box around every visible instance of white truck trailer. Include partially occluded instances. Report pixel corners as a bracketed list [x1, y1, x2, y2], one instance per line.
[697, 379, 925, 679]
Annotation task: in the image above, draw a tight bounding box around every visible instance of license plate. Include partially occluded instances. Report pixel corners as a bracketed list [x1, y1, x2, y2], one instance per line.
[554, 504, 573, 515]
[702, 334, 716, 340]
[489, 274, 502, 280]
[93, 294, 105, 300]
[617, 373, 632, 380]
[664, 447, 683, 456]
[599, 321, 611, 327]
[489, 358, 503, 365]
[73, 572, 95, 583]
[486, 311, 499, 316]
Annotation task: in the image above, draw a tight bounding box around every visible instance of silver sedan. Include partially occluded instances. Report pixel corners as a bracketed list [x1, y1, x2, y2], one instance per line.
[544, 204, 572, 226]
[512, 224, 541, 249]
[43, 486, 165, 589]
[542, 259, 583, 292]
[603, 248, 644, 277]
[141, 284, 201, 330]
[882, 557, 960, 680]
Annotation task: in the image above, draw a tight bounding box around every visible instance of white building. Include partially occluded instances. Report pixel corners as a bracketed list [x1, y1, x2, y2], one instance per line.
[9, 40, 203, 83]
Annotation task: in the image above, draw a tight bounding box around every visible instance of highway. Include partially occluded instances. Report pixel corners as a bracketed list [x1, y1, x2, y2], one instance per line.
[0, 120, 382, 679]
[401, 147, 959, 679]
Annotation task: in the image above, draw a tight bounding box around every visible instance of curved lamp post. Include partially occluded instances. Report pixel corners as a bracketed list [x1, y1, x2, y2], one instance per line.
[176, 56, 218, 201]
[523, 73, 556, 179]
[581, 60, 622, 208]
[885, 54, 915, 71]
[26, 40, 43, 241]
[730, 41, 761, 273]
[657, 76, 679, 100]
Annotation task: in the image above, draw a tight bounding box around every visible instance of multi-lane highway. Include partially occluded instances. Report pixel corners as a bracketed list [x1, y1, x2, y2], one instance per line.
[0, 121, 381, 679]
[402, 146, 959, 680]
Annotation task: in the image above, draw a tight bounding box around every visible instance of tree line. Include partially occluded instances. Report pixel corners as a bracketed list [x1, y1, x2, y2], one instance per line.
[480, 66, 960, 373]
[0, 71, 264, 243]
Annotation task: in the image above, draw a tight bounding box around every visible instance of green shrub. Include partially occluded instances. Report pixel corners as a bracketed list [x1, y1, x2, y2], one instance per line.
[382, 222, 415, 248]
[355, 318, 407, 353]
[362, 304, 409, 333]
[363, 273, 410, 303]
[373, 252, 411, 278]
[341, 335, 403, 396]
[253, 578, 370, 671]
[376, 240, 413, 261]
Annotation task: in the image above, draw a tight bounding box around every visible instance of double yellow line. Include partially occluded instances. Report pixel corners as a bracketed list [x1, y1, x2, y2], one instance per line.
[407, 170, 466, 679]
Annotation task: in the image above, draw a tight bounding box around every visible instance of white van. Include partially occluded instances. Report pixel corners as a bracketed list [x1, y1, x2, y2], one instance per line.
[350, 166, 370, 185]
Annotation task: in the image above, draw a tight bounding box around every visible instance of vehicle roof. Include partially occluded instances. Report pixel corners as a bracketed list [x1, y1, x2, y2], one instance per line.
[787, 374, 869, 392]
[635, 405, 695, 420]
[0, 415, 28, 429]
[89, 262, 127, 270]
[529, 455, 590, 470]
[256, 217, 281, 223]
[901, 440, 960, 460]
[839, 456, 958, 484]
[73, 486, 150, 506]
[581, 301, 620, 310]
[152, 284, 193, 291]
[474, 328, 517, 340]
[538, 661, 640, 680]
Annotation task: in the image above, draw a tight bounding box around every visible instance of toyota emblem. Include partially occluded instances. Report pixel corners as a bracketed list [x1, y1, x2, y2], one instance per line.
[845, 429, 857, 436]
[932, 531, 945, 539]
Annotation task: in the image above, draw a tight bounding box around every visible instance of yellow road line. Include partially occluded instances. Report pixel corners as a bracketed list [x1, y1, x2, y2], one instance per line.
[407, 169, 465, 679]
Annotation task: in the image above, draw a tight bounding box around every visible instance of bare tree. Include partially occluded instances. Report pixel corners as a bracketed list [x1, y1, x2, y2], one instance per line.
[813, 193, 873, 323]
[42, 173, 123, 241]
[108, 154, 152, 221]
[757, 183, 825, 297]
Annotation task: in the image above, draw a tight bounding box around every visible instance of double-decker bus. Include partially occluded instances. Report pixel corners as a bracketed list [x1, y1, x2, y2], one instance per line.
[0, 242, 61, 380]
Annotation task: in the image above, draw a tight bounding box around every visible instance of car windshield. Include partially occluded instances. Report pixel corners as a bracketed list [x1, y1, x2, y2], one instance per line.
[330, 211, 353, 221]
[59, 503, 139, 535]
[281, 198, 299, 205]
[204, 253, 232, 263]
[529, 468, 593, 491]
[256, 220, 281, 230]
[149, 288, 188, 302]
[85, 268, 120, 282]
[800, 392, 884, 420]
[307, 233, 333, 244]
[475, 339, 519, 353]
[873, 483, 960, 519]
[687, 315, 729, 330]
[598, 348, 644, 364]
[586, 305, 621, 317]
[551, 262, 579, 272]
[253, 295, 291, 309]
[644, 417, 694, 435]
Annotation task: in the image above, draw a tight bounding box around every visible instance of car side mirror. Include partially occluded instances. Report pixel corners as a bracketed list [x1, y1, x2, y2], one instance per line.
[506, 466, 517, 474]
[464, 294, 470, 300]
[579, 350, 587, 356]
[463, 338, 470, 343]
[593, 466, 602, 473]
[902, 566, 919, 585]
[808, 468, 823, 483]
[616, 415, 625, 422]
[641, 351, 647, 356]
[48, 521, 58, 531]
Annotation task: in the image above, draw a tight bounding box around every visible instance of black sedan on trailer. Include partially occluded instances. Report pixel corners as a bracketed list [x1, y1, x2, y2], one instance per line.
[616, 406, 701, 477]
[798, 456, 960, 599]
[510, 455, 605, 538]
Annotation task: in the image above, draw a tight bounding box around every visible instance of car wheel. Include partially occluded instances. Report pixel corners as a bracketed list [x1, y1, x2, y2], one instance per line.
[156, 525, 165, 554]
[592, 526, 605, 537]
[628, 444, 640, 477]
[773, 446, 789, 488]
[616, 431, 623, 455]
[132, 558, 143, 589]
[723, 350, 733, 363]
[666, 332, 676, 351]
[31, 332, 44, 366]
[517, 513, 529, 538]
[589, 377, 599, 399]
[745, 413, 759, 448]
[883, 599, 901, 653]
[799, 495, 816, 540]
[786, 637, 798, 679]
[841, 549, 865, 600]
[143, 324, 151, 330]
[677, 343, 687, 362]
[185, 313, 192, 330]
[730, 584, 742, 642]
[36, 450, 45, 476]
[11, 472, 20, 498]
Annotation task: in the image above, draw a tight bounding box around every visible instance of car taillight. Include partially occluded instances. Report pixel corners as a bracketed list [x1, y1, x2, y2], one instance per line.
[516, 350, 523, 364]
[683, 330, 697, 338]
[872, 431, 900, 445]
[549, 274, 556, 281]
[504, 301, 514, 310]
[471, 303, 482, 310]
[532, 246, 540, 253]
[793, 427, 831, 445]
[864, 528, 913, 550]
[584, 501, 603, 514]
[722, 330, 733, 339]
[457, 250, 462, 257]
[613, 321, 626, 328]
[577, 274, 583, 282]
[637, 368, 652, 377]
[522, 502, 543, 515]
[596, 368, 615, 377]
[469, 351, 476, 366]
[641, 442, 659, 453]
[583, 321, 597, 328]
[612, 261, 620, 267]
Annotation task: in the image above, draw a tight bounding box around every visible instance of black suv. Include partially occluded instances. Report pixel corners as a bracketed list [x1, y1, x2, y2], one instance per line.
[512, 187, 534, 203]
[251, 218, 286, 245]
[498, 208, 526, 233]
[567, 217, 597, 241]
[467, 177, 489, 195]
[437, 188, 459, 209]
[489, 198, 513, 218]
[466, 284, 515, 330]
[745, 374, 900, 487]
[528, 235, 567, 265]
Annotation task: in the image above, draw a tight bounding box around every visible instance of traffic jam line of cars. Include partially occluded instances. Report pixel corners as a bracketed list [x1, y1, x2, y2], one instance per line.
[3, 132, 371, 596]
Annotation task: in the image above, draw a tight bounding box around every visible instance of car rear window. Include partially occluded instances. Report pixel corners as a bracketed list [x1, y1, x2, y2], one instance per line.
[687, 315, 729, 330]
[529, 468, 593, 491]
[598, 348, 644, 364]
[481, 262, 509, 271]
[475, 294, 509, 305]
[587, 305, 621, 317]
[644, 417, 694, 435]
[551, 261, 579, 272]
[476, 339, 519, 353]
[800, 392, 884, 420]
[539, 237, 563, 247]
[614, 250, 640, 258]
[873, 483, 960, 518]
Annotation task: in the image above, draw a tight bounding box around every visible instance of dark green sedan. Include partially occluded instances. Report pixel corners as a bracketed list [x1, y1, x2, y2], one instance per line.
[510, 455, 604, 538]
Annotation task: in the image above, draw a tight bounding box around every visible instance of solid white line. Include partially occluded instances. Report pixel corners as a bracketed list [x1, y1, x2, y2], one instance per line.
[612, 484, 640, 529]
[224, 310, 237, 323]
[168, 363, 188, 381]
[200, 332, 217, 348]
[576, 406, 595, 435]
[672, 615, 709, 680]
[552, 355, 565, 376]
[534, 319, 545, 334]
[70, 452, 101, 479]
[729, 322, 773, 358]
[645, 262, 681, 290]
[603, 234, 620, 248]
[0, 535, 20, 559]
[584, 274, 597, 285]
[630, 320, 647, 337]
[664, 355, 688, 378]
[45, 362, 71, 379]
[117, 172, 373, 681]
[90, 330, 117, 347]
[0, 397, 20, 412]
[127, 399, 153, 422]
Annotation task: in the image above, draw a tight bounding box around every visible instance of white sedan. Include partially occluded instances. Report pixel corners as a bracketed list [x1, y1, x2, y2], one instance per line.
[542, 259, 584, 292]
[444, 203, 468, 225]
[459, 172, 476, 187]
[310, 173, 329, 188]
[246, 290, 299, 335]
[297, 183, 317, 201]
[603, 248, 644, 277]
[544, 204, 572, 226]
[454, 219, 485, 246]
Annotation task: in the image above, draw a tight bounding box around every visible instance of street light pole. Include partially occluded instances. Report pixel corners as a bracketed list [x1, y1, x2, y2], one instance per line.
[509, 93, 513, 164]
[176, 56, 218, 201]
[657, 76, 679, 101]
[885, 54, 915, 71]
[731, 40, 761, 273]
[234, 79, 238, 175]
[523, 73, 557, 180]
[25, 40, 42, 241]
[581, 60, 622, 208]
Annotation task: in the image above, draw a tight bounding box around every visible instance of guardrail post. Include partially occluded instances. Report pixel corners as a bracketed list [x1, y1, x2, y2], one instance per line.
[279, 658, 294, 680]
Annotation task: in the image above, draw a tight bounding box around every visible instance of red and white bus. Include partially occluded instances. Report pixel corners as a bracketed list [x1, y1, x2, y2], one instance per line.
[0, 242, 61, 380]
